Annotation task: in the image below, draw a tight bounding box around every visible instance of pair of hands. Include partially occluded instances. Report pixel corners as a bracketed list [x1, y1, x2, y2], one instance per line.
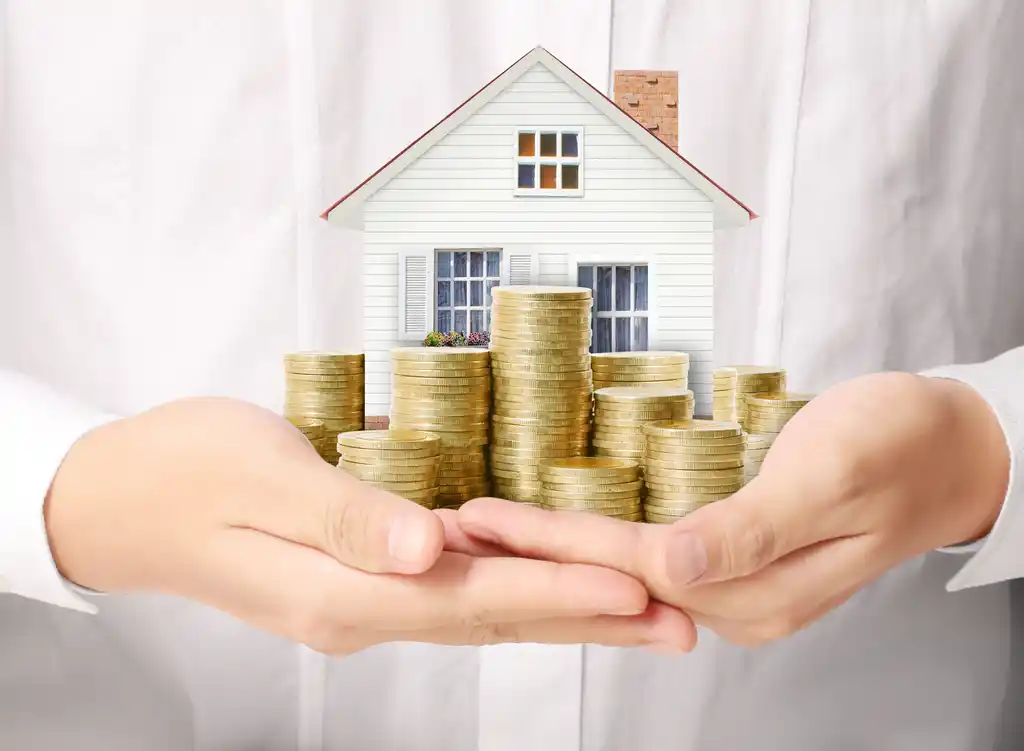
[46, 372, 1008, 655]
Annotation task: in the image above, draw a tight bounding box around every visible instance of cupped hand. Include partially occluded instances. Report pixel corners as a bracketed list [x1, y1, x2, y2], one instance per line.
[458, 372, 1010, 647]
[45, 397, 693, 654]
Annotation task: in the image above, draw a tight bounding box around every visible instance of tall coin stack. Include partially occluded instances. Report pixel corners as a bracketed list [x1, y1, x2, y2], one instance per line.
[337, 429, 441, 509]
[283, 352, 365, 466]
[287, 417, 325, 454]
[712, 366, 786, 430]
[489, 286, 593, 504]
[642, 420, 746, 524]
[592, 352, 690, 390]
[388, 347, 491, 508]
[591, 386, 694, 465]
[539, 458, 643, 521]
[744, 431, 772, 483]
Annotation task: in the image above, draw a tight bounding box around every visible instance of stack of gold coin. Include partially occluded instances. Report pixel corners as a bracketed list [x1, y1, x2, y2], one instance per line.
[744, 431, 772, 483]
[712, 366, 786, 430]
[591, 352, 690, 390]
[283, 352, 365, 465]
[388, 347, 490, 508]
[746, 392, 815, 445]
[286, 417, 325, 453]
[642, 420, 746, 523]
[591, 386, 695, 464]
[489, 286, 593, 504]
[539, 458, 643, 520]
[336, 429, 441, 509]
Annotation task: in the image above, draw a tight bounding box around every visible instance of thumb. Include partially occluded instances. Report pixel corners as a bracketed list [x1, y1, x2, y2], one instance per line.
[245, 456, 445, 575]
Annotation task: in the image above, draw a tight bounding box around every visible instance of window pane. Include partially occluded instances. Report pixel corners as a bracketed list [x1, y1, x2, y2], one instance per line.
[562, 164, 579, 190]
[470, 280, 483, 306]
[486, 251, 500, 277]
[485, 280, 498, 305]
[454, 280, 467, 307]
[615, 266, 632, 311]
[561, 132, 579, 157]
[595, 317, 613, 353]
[540, 132, 557, 157]
[453, 251, 467, 278]
[437, 309, 451, 331]
[615, 318, 631, 352]
[471, 310, 484, 333]
[486, 310, 491, 332]
[634, 266, 649, 312]
[633, 317, 649, 350]
[436, 252, 451, 279]
[540, 164, 557, 189]
[436, 280, 451, 307]
[518, 132, 535, 157]
[518, 164, 535, 188]
[596, 266, 613, 312]
[577, 264, 593, 291]
[454, 310, 467, 335]
[470, 251, 484, 277]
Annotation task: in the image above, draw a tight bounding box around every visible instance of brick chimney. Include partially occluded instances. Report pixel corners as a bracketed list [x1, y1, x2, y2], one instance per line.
[613, 70, 678, 151]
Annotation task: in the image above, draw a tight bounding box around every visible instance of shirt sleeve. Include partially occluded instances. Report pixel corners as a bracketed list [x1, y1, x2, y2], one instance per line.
[0, 369, 119, 613]
[919, 345, 1024, 591]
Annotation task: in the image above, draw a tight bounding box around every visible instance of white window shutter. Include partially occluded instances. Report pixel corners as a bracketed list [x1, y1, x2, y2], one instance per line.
[500, 250, 537, 286]
[397, 248, 435, 341]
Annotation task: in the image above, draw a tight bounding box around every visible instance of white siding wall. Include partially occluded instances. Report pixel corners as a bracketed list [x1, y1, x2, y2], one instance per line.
[361, 63, 716, 416]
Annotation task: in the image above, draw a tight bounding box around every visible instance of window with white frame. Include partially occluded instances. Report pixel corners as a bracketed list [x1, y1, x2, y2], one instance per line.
[515, 129, 581, 193]
[577, 264, 649, 353]
[435, 249, 501, 334]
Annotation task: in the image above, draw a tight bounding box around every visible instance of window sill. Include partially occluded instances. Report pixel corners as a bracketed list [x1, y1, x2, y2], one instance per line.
[513, 189, 585, 198]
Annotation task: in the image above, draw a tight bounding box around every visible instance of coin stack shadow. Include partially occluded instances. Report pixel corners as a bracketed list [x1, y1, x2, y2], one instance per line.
[283, 352, 365, 466]
[539, 458, 644, 520]
[743, 392, 815, 481]
[712, 366, 787, 431]
[489, 286, 594, 505]
[388, 347, 491, 509]
[286, 417, 326, 454]
[592, 352, 690, 391]
[591, 385, 695, 473]
[642, 420, 746, 524]
[336, 429, 441, 509]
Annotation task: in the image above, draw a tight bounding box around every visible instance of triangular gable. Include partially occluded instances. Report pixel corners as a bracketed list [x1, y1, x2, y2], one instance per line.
[321, 46, 756, 229]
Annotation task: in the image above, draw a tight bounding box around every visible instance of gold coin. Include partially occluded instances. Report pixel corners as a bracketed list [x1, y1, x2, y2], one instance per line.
[541, 479, 643, 495]
[390, 346, 490, 361]
[538, 459, 641, 479]
[338, 429, 440, 450]
[643, 420, 743, 439]
[644, 460, 745, 475]
[392, 373, 491, 386]
[645, 480, 744, 494]
[592, 351, 688, 365]
[491, 358, 591, 371]
[594, 386, 693, 403]
[492, 285, 592, 301]
[492, 414, 590, 427]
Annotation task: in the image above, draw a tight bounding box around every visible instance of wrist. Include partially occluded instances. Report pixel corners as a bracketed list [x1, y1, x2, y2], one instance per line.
[928, 375, 1010, 543]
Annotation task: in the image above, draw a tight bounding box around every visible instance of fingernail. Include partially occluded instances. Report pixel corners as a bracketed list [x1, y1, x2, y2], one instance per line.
[645, 644, 687, 656]
[666, 532, 707, 587]
[388, 514, 433, 567]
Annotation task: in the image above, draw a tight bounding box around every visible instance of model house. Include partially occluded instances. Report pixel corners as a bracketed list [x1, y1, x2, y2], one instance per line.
[321, 46, 755, 425]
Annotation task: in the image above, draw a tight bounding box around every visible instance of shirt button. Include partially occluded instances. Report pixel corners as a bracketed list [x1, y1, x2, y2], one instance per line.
[0, 574, 10, 593]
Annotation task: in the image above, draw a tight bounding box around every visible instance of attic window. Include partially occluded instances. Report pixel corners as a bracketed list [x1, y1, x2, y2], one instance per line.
[515, 128, 582, 195]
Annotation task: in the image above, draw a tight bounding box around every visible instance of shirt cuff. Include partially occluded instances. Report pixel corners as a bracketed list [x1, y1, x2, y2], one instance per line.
[0, 371, 119, 613]
[919, 347, 1024, 591]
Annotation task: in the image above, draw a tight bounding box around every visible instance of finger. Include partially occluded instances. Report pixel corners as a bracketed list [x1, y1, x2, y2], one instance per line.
[324, 600, 697, 656]
[435, 508, 510, 557]
[231, 453, 446, 575]
[676, 533, 878, 625]
[194, 530, 652, 649]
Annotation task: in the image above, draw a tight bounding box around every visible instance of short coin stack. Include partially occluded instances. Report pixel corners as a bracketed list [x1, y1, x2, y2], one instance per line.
[712, 366, 786, 430]
[642, 420, 746, 524]
[539, 458, 643, 521]
[336, 429, 441, 509]
[388, 347, 491, 508]
[489, 286, 593, 504]
[283, 352, 365, 466]
[591, 386, 695, 465]
[592, 352, 690, 391]
[745, 392, 815, 446]
[743, 431, 772, 483]
[286, 417, 325, 453]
